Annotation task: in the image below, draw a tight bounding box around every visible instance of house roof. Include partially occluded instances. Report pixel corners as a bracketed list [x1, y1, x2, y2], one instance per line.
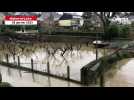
[59, 13, 73, 20]
[59, 13, 82, 20]
[127, 15, 134, 20]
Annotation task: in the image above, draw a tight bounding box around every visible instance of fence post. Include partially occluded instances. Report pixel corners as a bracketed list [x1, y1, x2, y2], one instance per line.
[18, 56, 20, 67]
[67, 66, 70, 80]
[6, 54, 9, 63]
[100, 74, 105, 87]
[13, 54, 16, 64]
[31, 58, 34, 71]
[0, 72, 2, 83]
[47, 61, 50, 74]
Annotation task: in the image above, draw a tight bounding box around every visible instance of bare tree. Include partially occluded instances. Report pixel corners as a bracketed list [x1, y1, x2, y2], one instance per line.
[94, 12, 119, 33]
[82, 12, 132, 40]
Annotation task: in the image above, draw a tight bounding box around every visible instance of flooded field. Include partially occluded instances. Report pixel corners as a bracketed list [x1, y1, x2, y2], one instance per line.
[0, 42, 113, 86]
[105, 58, 134, 87]
[0, 65, 82, 87]
[1, 42, 133, 87]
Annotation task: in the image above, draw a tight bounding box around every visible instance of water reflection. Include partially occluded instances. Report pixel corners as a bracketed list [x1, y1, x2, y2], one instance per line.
[1, 41, 134, 86]
[0, 65, 82, 87]
[8, 68, 11, 76]
[0, 42, 111, 81]
[104, 58, 134, 87]
[19, 70, 22, 78]
[47, 76, 51, 87]
[32, 72, 35, 82]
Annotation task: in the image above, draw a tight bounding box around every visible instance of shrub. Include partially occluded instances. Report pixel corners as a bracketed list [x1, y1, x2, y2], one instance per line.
[103, 24, 119, 40]
[119, 25, 130, 38]
[131, 22, 134, 27]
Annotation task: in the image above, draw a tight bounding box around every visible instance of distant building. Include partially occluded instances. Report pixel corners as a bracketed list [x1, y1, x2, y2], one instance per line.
[58, 13, 84, 30]
[128, 15, 134, 23]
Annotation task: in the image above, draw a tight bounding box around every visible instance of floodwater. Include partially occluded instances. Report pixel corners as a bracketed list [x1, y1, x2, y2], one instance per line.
[1, 42, 134, 87]
[0, 42, 112, 87]
[104, 58, 134, 87]
[0, 65, 81, 87]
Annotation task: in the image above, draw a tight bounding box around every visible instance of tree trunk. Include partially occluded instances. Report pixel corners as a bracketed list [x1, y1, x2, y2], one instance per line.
[103, 22, 110, 41]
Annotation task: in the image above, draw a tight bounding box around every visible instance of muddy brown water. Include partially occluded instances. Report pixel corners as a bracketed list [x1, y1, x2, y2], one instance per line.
[0, 42, 133, 87]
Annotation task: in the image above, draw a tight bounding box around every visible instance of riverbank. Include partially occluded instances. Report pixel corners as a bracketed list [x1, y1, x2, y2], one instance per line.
[0, 32, 99, 44]
[0, 32, 132, 49]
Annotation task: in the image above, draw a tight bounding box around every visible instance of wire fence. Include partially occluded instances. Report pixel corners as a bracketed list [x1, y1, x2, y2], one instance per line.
[1, 54, 82, 85]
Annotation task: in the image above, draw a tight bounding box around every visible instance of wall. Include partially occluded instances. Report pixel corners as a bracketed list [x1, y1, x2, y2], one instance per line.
[59, 20, 72, 26]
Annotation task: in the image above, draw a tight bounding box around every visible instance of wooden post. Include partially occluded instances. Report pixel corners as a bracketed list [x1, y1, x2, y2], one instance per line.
[48, 76, 51, 87]
[17, 56, 20, 67]
[47, 61, 50, 74]
[32, 73, 35, 82]
[100, 74, 105, 87]
[13, 54, 16, 64]
[67, 66, 70, 80]
[96, 43, 98, 61]
[17, 56, 22, 77]
[96, 33, 98, 61]
[94, 78, 97, 84]
[31, 58, 34, 71]
[0, 72, 2, 83]
[6, 54, 9, 63]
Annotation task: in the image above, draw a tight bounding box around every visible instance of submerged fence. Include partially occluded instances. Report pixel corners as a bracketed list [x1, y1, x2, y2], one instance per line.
[0, 54, 82, 85]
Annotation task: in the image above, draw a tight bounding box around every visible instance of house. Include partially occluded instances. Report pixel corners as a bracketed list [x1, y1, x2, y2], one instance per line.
[58, 13, 84, 30]
[127, 15, 134, 24]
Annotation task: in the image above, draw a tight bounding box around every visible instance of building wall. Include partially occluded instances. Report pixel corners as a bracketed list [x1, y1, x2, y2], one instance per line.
[58, 19, 83, 27]
[59, 20, 72, 26]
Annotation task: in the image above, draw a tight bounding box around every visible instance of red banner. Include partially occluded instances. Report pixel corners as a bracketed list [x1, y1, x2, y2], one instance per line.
[5, 16, 37, 21]
[4, 16, 37, 25]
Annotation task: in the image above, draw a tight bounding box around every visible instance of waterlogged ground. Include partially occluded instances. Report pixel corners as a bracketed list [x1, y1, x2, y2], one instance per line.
[2, 41, 134, 87]
[0, 42, 113, 87]
[0, 41, 134, 87]
[0, 65, 82, 87]
[104, 58, 134, 87]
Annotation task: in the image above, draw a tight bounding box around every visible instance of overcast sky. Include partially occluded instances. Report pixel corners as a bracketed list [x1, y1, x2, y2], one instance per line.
[14, 12, 83, 16]
[57, 12, 83, 15]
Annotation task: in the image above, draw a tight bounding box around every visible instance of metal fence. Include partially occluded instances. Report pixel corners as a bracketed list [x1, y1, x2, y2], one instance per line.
[1, 54, 82, 85]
